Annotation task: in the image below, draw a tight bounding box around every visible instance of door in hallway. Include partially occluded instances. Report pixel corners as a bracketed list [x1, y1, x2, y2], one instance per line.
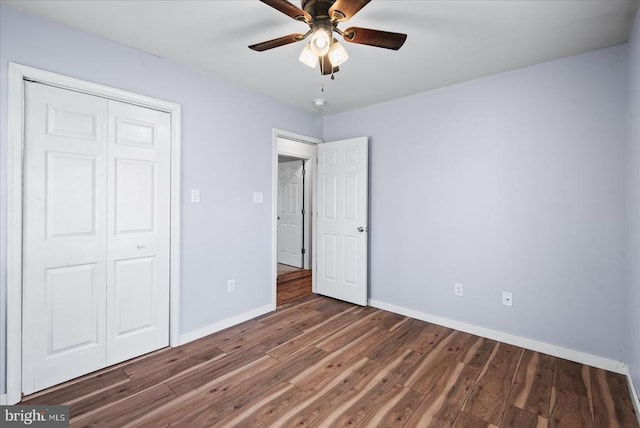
[277, 160, 304, 268]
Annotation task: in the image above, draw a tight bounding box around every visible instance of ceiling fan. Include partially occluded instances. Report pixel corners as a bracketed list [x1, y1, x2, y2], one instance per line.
[249, 0, 407, 76]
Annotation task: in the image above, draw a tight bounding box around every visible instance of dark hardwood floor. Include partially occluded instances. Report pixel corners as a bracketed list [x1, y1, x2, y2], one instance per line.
[278, 263, 303, 276]
[21, 295, 638, 427]
[277, 268, 312, 306]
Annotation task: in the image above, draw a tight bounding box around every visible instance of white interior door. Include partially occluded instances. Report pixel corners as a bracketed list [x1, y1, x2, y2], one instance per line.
[22, 83, 109, 393]
[22, 82, 170, 394]
[277, 160, 304, 268]
[316, 137, 369, 306]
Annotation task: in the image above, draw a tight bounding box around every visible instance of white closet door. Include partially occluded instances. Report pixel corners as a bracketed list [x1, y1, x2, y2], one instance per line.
[22, 83, 109, 394]
[22, 83, 171, 394]
[106, 100, 170, 364]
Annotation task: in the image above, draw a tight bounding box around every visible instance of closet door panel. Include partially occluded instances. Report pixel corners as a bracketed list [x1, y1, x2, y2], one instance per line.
[106, 100, 171, 364]
[22, 82, 108, 394]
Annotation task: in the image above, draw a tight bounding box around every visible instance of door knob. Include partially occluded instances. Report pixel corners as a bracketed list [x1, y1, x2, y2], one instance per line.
[357, 227, 365, 232]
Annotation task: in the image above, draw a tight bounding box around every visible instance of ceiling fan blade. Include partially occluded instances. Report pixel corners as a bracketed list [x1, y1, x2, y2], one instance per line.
[319, 54, 339, 75]
[342, 27, 407, 50]
[260, 0, 310, 22]
[249, 33, 305, 51]
[329, 0, 371, 22]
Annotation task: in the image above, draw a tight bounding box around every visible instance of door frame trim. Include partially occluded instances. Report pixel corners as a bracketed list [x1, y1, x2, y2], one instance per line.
[6, 63, 182, 403]
[271, 129, 321, 308]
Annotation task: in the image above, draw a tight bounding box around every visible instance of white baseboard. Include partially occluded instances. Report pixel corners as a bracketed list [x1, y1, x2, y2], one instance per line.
[625, 366, 640, 425]
[178, 304, 274, 346]
[369, 299, 627, 374]
[0, 394, 6, 405]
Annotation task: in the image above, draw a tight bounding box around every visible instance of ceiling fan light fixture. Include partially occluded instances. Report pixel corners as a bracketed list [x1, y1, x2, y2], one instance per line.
[250, 0, 408, 77]
[299, 43, 318, 68]
[309, 25, 331, 56]
[328, 40, 349, 67]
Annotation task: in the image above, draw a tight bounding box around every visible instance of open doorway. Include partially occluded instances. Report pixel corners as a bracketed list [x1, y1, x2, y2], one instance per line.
[277, 156, 312, 305]
[273, 131, 319, 307]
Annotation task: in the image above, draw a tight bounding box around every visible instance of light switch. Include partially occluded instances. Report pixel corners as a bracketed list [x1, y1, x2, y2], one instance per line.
[253, 192, 264, 204]
[191, 189, 200, 203]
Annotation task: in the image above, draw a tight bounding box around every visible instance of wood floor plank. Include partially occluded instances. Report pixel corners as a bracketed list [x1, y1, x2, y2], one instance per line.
[184, 318, 266, 352]
[500, 405, 548, 428]
[130, 354, 282, 427]
[326, 370, 405, 427]
[367, 318, 435, 363]
[314, 348, 411, 427]
[359, 385, 425, 427]
[260, 306, 327, 333]
[216, 381, 307, 427]
[267, 307, 361, 361]
[218, 309, 323, 354]
[590, 367, 640, 427]
[386, 348, 427, 385]
[452, 411, 499, 428]
[277, 269, 312, 306]
[362, 310, 408, 332]
[301, 295, 355, 318]
[458, 336, 498, 369]
[164, 351, 269, 396]
[166, 348, 327, 428]
[402, 329, 458, 388]
[19, 296, 639, 428]
[405, 331, 472, 395]
[266, 357, 378, 427]
[314, 309, 388, 353]
[67, 348, 221, 420]
[463, 342, 523, 425]
[554, 358, 590, 397]
[255, 295, 321, 325]
[403, 322, 453, 355]
[70, 383, 175, 427]
[21, 367, 130, 406]
[122, 343, 226, 383]
[509, 350, 554, 417]
[549, 387, 594, 427]
[289, 330, 379, 391]
[405, 361, 480, 427]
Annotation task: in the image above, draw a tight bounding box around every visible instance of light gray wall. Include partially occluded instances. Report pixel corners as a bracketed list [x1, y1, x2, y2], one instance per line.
[324, 45, 629, 361]
[0, 4, 322, 394]
[626, 10, 640, 398]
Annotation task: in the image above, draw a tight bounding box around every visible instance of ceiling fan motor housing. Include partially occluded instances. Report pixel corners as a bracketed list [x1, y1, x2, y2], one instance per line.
[301, 0, 336, 21]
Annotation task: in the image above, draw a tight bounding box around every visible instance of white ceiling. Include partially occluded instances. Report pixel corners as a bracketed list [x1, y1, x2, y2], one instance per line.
[4, 0, 639, 115]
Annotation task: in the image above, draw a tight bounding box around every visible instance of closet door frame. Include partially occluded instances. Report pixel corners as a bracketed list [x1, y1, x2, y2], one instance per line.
[6, 63, 182, 404]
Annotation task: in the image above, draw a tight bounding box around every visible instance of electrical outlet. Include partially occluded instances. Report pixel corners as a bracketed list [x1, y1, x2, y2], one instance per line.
[454, 283, 464, 297]
[191, 189, 200, 203]
[502, 291, 513, 306]
[227, 279, 235, 293]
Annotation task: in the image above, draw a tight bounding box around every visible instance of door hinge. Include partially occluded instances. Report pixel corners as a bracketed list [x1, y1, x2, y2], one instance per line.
[302, 248, 306, 254]
[301, 208, 305, 215]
